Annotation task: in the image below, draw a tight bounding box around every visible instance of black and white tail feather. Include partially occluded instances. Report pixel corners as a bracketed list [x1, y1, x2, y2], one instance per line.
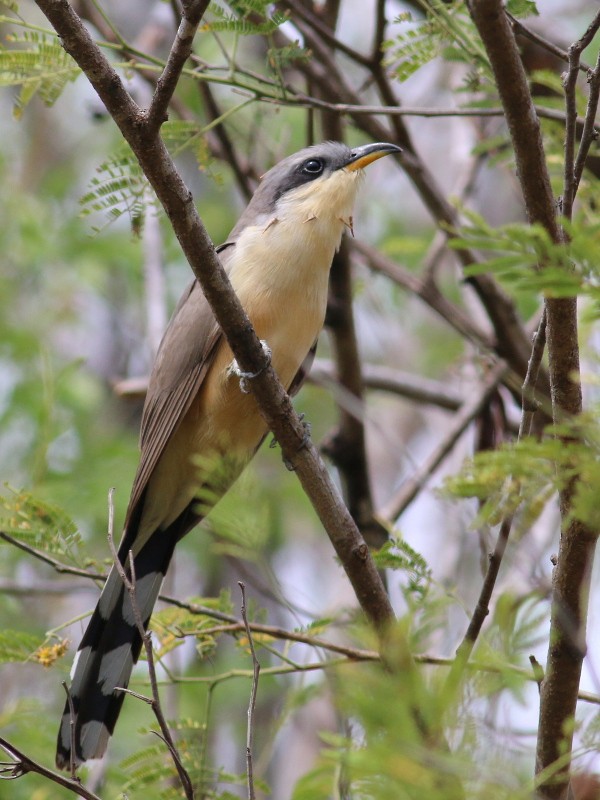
[55, 507, 198, 768]
[52, 139, 392, 768]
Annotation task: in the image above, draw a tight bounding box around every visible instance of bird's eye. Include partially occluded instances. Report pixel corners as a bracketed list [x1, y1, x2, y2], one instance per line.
[301, 158, 324, 175]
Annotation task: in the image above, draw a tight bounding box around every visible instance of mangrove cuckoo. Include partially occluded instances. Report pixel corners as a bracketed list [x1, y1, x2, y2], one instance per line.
[56, 140, 402, 768]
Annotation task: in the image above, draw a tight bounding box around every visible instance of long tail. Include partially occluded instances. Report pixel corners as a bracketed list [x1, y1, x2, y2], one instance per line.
[56, 522, 181, 769]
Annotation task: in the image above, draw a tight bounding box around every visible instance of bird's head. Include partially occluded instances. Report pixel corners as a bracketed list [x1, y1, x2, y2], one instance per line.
[230, 141, 402, 236]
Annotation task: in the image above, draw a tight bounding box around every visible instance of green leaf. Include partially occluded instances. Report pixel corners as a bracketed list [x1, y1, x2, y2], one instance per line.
[204, 1, 287, 35]
[449, 209, 600, 303]
[80, 147, 150, 234]
[0, 629, 42, 663]
[373, 538, 431, 599]
[292, 764, 337, 800]
[0, 486, 82, 561]
[0, 31, 80, 116]
[384, 0, 489, 83]
[506, 0, 539, 18]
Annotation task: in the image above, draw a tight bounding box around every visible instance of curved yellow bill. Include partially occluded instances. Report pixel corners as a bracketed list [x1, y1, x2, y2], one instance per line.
[343, 142, 402, 172]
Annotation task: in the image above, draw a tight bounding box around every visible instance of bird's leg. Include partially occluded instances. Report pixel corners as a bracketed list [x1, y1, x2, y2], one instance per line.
[228, 339, 272, 394]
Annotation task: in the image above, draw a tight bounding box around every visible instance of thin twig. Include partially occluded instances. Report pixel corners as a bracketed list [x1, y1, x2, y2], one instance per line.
[572, 49, 600, 196]
[108, 654, 600, 707]
[238, 583, 260, 800]
[505, 11, 592, 74]
[519, 310, 547, 440]
[0, 737, 101, 800]
[442, 318, 544, 692]
[311, 358, 464, 411]
[561, 32, 584, 223]
[61, 682, 77, 780]
[2, 526, 600, 712]
[197, 81, 256, 201]
[0, 578, 93, 595]
[0, 531, 105, 581]
[145, 0, 210, 133]
[379, 361, 508, 522]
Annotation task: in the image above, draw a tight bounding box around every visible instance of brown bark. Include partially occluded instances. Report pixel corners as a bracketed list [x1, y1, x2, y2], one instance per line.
[34, 0, 394, 631]
[467, 2, 598, 796]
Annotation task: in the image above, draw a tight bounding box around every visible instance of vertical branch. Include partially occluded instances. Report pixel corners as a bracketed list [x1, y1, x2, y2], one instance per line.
[61, 682, 78, 781]
[572, 46, 600, 194]
[324, 240, 388, 549]
[312, 12, 387, 550]
[238, 583, 260, 800]
[560, 11, 600, 222]
[467, 3, 599, 798]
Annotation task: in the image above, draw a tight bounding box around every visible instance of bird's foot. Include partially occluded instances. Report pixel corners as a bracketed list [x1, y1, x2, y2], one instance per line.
[270, 413, 312, 471]
[228, 340, 272, 394]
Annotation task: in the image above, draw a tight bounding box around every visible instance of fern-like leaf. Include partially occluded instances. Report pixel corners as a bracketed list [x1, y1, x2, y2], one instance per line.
[0, 629, 43, 664]
[80, 147, 149, 234]
[204, 1, 287, 35]
[383, 0, 489, 83]
[0, 31, 80, 117]
[0, 486, 82, 562]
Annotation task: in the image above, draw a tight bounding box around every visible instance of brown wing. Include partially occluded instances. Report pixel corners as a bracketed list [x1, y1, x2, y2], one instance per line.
[125, 244, 235, 524]
[288, 340, 318, 397]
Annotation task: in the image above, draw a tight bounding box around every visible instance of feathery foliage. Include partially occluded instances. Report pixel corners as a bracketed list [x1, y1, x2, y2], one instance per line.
[0, 30, 80, 117]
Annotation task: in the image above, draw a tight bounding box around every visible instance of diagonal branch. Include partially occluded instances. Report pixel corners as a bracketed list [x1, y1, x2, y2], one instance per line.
[0, 737, 101, 800]
[145, 0, 211, 133]
[379, 361, 508, 522]
[505, 11, 593, 74]
[446, 311, 547, 701]
[34, 0, 394, 631]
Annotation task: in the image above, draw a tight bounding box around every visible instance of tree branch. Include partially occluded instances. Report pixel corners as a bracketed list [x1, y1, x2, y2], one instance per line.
[379, 361, 508, 522]
[352, 239, 495, 351]
[445, 311, 547, 703]
[145, 0, 211, 134]
[34, 0, 394, 632]
[505, 11, 593, 74]
[0, 737, 101, 800]
[238, 583, 259, 800]
[311, 358, 465, 412]
[467, 3, 599, 797]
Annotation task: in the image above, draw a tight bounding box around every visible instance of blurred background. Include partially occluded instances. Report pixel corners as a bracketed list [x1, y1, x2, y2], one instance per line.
[1, 1, 599, 798]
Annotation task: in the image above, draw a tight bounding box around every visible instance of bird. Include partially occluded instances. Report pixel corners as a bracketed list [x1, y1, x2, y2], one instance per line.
[56, 140, 402, 769]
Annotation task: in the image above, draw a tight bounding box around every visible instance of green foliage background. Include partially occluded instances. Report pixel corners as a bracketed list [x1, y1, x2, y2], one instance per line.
[0, 1, 600, 798]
